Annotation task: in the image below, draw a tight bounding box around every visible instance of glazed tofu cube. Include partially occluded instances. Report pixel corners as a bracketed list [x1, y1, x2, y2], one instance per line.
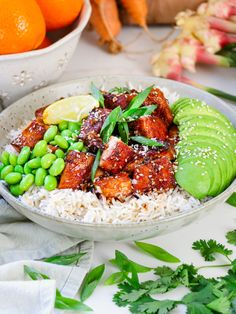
[59, 151, 95, 190]
[143, 87, 173, 126]
[133, 116, 168, 141]
[95, 173, 133, 200]
[79, 108, 111, 151]
[100, 136, 134, 174]
[34, 105, 48, 123]
[11, 119, 48, 152]
[133, 157, 175, 194]
[103, 90, 137, 110]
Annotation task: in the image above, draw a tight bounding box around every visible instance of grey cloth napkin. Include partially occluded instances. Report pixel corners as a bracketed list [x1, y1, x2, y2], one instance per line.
[0, 197, 94, 314]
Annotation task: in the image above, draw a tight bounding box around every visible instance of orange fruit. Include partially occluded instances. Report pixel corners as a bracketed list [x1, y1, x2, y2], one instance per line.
[0, 0, 46, 55]
[37, 36, 52, 49]
[36, 0, 84, 31]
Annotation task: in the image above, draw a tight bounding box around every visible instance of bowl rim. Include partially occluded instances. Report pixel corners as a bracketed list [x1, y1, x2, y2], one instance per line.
[0, 75, 235, 228]
[0, 0, 91, 61]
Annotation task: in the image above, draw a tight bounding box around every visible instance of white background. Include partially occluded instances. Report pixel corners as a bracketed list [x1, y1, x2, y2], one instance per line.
[59, 26, 236, 313]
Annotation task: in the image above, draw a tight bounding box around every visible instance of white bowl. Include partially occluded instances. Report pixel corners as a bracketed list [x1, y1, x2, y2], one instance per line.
[0, 75, 235, 241]
[0, 0, 91, 109]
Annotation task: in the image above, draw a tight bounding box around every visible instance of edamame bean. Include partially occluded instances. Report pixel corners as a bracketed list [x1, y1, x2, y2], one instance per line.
[54, 135, 69, 149]
[32, 140, 47, 157]
[35, 168, 47, 186]
[68, 122, 81, 133]
[0, 164, 5, 175]
[44, 175, 57, 191]
[10, 184, 24, 197]
[0, 151, 9, 165]
[9, 154, 17, 166]
[1, 165, 14, 180]
[49, 158, 65, 176]
[5, 172, 22, 185]
[41, 153, 56, 169]
[20, 174, 34, 192]
[44, 125, 58, 143]
[14, 165, 24, 174]
[55, 149, 65, 158]
[58, 121, 68, 132]
[28, 157, 41, 169]
[68, 142, 84, 152]
[61, 129, 73, 139]
[17, 146, 31, 165]
[49, 141, 57, 145]
[24, 162, 32, 174]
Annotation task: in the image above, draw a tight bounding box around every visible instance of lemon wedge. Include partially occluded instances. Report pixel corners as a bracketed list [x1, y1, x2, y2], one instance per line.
[43, 95, 99, 124]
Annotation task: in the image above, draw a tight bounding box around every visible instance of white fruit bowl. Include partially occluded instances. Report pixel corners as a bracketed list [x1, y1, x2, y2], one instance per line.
[0, 0, 91, 110]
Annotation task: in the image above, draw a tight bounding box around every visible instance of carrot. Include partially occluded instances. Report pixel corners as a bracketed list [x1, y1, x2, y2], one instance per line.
[90, 0, 123, 53]
[120, 0, 173, 42]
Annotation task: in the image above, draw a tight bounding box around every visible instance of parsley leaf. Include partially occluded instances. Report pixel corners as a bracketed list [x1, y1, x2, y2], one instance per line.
[226, 193, 236, 207]
[226, 230, 236, 246]
[192, 239, 233, 261]
[135, 299, 176, 314]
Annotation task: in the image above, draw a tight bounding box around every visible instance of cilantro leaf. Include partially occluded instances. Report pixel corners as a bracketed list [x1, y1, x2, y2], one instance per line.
[207, 296, 231, 313]
[186, 303, 213, 314]
[182, 284, 216, 305]
[120, 289, 148, 303]
[136, 299, 176, 314]
[192, 239, 233, 261]
[113, 282, 134, 307]
[226, 230, 236, 246]
[226, 193, 236, 207]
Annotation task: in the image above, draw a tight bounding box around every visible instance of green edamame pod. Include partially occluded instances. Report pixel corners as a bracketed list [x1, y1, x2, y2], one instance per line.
[17, 146, 31, 165]
[20, 174, 34, 192]
[44, 175, 57, 191]
[5, 172, 22, 185]
[9, 154, 18, 166]
[1, 165, 14, 180]
[49, 158, 65, 176]
[68, 122, 81, 133]
[61, 129, 73, 139]
[55, 149, 65, 159]
[0, 151, 10, 165]
[28, 157, 41, 169]
[44, 125, 58, 143]
[54, 135, 69, 149]
[35, 168, 47, 186]
[41, 153, 56, 169]
[68, 142, 84, 152]
[14, 165, 24, 174]
[10, 184, 24, 197]
[24, 162, 32, 174]
[58, 121, 68, 132]
[32, 140, 47, 157]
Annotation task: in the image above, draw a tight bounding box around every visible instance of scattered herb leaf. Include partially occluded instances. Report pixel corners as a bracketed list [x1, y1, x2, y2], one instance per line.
[135, 241, 180, 263]
[24, 265, 49, 280]
[91, 149, 101, 182]
[80, 264, 105, 302]
[226, 192, 236, 207]
[91, 82, 104, 108]
[192, 239, 232, 261]
[226, 230, 236, 246]
[104, 272, 126, 285]
[130, 136, 164, 147]
[100, 106, 122, 143]
[137, 299, 176, 314]
[42, 252, 85, 265]
[118, 122, 129, 144]
[122, 105, 157, 121]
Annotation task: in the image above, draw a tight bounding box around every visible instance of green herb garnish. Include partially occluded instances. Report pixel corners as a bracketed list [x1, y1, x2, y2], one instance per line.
[226, 192, 236, 207]
[135, 241, 180, 263]
[24, 265, 92, 311]
[226, 230, 236, 246]
[130, 136, 164, 147]
[118, 122, 129, 144]
[80, 264, 105, 302]
[91, 82, 105, 108]
[192, 239, 233, 261]
[42, 252, 86, 265]
[100, 106, 122, 143]
[91, 149, 101, 182]
[109, 87, 131, 94]
[126, 85, 154, 111]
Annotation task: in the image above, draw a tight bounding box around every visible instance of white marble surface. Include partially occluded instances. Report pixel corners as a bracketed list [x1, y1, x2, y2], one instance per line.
[61, 27, 236, 313]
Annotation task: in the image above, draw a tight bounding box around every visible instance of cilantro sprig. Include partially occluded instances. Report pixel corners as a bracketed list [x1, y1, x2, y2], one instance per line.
[192, 239, 233, 261]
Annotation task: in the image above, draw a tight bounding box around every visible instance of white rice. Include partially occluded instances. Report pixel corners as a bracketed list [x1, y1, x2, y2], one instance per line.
[8, 86, 201, 224]
[21, 186, 201, 224]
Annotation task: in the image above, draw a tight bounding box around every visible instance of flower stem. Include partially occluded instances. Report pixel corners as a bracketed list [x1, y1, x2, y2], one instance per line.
[180, 76, 236, 102]
[197, 263, 231, 270]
